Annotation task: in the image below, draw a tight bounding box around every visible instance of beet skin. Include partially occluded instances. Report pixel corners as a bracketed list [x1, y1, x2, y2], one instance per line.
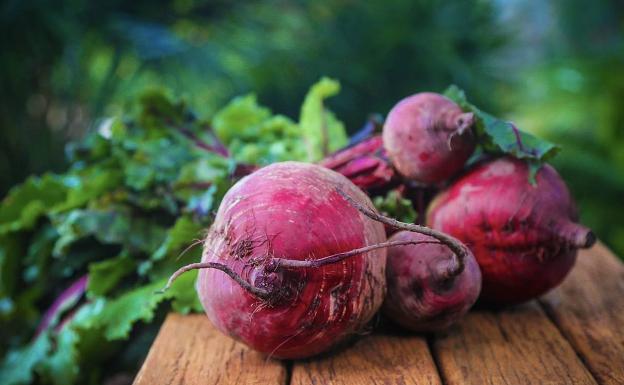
[196, 162, 387, 359]
[427, 157, 595, 305]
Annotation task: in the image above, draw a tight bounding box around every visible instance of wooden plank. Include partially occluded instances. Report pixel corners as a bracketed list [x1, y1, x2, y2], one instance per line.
[431, 302, 597, 385]
[133, 314, 287, 385]
[291, 329, 441, 385]
[540, 243, 624, 385]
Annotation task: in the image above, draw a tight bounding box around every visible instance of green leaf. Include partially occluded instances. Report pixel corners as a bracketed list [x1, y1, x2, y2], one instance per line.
[444, 85, 560, 164]
[212, 95, 303, 163]
[87, 255, 135, 298]
[28, 272, 200, 385]
[0, 234, 22, 299]
[39, 327, 80, 385]
[23, 224, 58, 284]
[96, 272, 199, 340]
[51, 208, 166, 256]
[186, 185, 217, 219]
[0, 175, 68, 234]
[373, 190, 417, 224]
[299, 77, 348, 161]
[167, 270, 202, 314]
[92, 288, 158, 341]
[213, 94, 271, 144]
[138, 90, 186, 130]
[152, 215, 203, 261]
[122, 137, 196, 190]
[52, 168, 123, 213]
[65, 131, 112, 165]
[37, 302, 118, 385]
[0, 332, 51, 385]
[173, 157, 233, 216]
[175, 158, 230, 187]
[441, 84, 467, 108]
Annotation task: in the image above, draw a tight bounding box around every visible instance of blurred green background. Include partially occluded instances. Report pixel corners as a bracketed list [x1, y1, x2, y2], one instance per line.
[2, 1, 623, 258]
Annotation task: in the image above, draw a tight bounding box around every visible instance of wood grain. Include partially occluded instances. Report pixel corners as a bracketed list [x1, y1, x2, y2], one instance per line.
[431, 302, 597, 385]
[133, 314, 287, 385]
[291, 330, 441, 385]
[541, 243, 624, 385]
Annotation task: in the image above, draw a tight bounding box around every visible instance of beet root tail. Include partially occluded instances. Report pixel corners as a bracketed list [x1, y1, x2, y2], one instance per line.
[557, 221, 596, 249]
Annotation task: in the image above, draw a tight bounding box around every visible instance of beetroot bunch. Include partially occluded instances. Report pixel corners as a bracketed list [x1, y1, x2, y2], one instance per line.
[322, 88, 595, 324]
[165, 89, 594, 359]
[325, 90, 594, 310]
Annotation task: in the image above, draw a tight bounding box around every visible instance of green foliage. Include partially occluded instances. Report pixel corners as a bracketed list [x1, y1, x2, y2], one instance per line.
[373, 190, 418, 224]
[0, 333, 51, 385]
[87, 255, 135, 298]
[152, 216, 203, 261]
[0, 176, 68, 234]
[299, 77, 348, 161]
[213, 95, 305, 164]
[445, 85, 560, 180]
[0, 79, 347, 384]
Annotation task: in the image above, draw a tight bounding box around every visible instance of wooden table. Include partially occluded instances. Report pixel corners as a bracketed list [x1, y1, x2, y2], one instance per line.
[134, 243, 624, 385]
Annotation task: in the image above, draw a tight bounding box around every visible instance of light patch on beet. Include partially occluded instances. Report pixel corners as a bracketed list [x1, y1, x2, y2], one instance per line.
[483, 160, 516, 177]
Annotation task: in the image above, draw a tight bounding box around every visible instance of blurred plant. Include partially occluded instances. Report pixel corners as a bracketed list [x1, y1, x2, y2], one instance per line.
[0, 0, 238, 196]
[500, 0, 624, 255]
[0, 0, 506, 195]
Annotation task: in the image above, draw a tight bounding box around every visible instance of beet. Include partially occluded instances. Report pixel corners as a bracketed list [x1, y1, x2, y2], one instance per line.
[382, 231, 481, 332]
[383, 92, 475, 184]
[167, 162, 388, 359]
[426, 157, 596, 305]
[334, 189, 478, 330]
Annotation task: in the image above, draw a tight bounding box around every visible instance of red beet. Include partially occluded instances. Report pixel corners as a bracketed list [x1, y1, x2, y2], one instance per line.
[383, 231, 481, 331]
[427, 157, 595, 305]
[169, 162, 388, 359]
[334, 190, 478, 330]
[383, 92, 475, 184]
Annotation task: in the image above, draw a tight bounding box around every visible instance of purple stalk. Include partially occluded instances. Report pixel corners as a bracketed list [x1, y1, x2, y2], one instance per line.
[347, 114, 384, 147]
[178, 126, 230, 157]
[510, 123, 525, 152]
[35, 275, 88, 337]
